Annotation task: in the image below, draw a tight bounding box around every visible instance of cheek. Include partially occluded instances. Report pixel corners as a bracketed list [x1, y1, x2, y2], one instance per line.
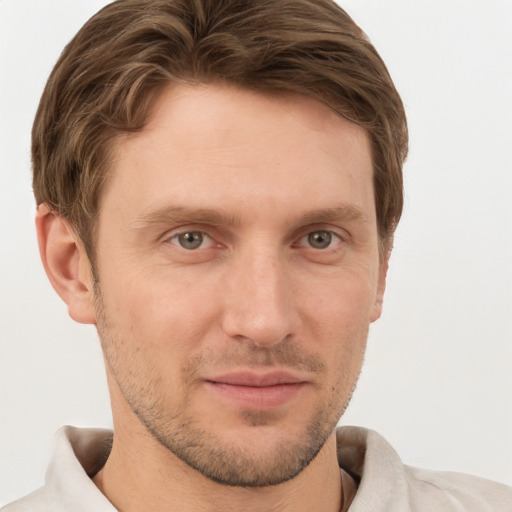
[100, 264, 223, 356]
[300, 267, 378, 325]
[297, 269, 374, 367]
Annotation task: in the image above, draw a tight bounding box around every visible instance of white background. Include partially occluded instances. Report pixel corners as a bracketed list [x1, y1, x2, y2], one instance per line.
[1, 0, 511, 505]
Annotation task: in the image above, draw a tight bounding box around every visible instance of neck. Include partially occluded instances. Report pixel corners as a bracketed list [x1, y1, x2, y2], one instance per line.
[93, 426, 353, 512]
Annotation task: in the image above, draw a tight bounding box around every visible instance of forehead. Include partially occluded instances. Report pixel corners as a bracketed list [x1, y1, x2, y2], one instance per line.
[102, 83, 374, 226]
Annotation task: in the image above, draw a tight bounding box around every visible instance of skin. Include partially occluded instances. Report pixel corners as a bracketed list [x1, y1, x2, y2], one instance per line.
[37, 83, 388, 512]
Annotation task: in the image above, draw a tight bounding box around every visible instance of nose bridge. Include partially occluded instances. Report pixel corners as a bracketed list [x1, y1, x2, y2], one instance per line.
[221, 242, 297, 346]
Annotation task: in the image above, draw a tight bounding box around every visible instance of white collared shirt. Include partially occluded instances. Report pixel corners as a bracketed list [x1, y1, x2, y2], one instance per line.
[2, 425, 511, 511]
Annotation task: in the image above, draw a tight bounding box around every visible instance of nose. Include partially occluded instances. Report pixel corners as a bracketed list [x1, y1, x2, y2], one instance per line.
[221, 247, 300, 347]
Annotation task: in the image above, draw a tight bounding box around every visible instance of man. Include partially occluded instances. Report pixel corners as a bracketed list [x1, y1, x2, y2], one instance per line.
[1, 0, 511, 510]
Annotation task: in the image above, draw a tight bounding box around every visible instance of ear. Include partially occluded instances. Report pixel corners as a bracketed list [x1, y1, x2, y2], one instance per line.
[36, 204, 96, 324]
[369, 240, 392, 323]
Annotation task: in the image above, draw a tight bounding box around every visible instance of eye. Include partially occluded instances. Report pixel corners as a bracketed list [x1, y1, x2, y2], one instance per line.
[169, 231, 213, 250]
[299, 230, 342, 249]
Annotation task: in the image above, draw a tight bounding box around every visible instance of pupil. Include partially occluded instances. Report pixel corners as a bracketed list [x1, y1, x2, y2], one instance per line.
[308, 231, 331, 249]
[179, 232, 203, 249]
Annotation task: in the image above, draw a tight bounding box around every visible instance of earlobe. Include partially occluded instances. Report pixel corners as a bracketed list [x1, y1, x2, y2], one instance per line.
[36, 204, 96, 325]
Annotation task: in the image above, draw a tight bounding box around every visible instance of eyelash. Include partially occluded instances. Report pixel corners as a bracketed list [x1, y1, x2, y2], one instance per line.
[166, 228, 345, 251]
[295, 230, 343, 250]
[168, 231, 215, 250]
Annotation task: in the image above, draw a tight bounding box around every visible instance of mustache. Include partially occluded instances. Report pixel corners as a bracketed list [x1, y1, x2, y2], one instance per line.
[182, 341, 326, 380]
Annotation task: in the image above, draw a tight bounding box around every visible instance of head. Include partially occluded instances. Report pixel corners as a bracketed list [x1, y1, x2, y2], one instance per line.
[33, 0, 407, 264]
[34, 0, 407, 488]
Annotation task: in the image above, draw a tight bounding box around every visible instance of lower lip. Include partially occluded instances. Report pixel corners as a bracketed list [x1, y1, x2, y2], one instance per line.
[205, 382, 305, 409]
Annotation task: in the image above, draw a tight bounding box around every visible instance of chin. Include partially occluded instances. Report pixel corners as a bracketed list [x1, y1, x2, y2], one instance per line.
[138, 402, 338, 487]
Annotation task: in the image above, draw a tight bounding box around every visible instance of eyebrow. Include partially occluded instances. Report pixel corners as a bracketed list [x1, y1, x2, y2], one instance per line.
[131, 206, 242, 230]
[296, 206, 369, 226]
[130, 204, 369, 231]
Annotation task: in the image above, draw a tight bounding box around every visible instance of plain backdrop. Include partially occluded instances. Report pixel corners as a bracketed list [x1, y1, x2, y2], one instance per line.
[1, 0, 511, 506]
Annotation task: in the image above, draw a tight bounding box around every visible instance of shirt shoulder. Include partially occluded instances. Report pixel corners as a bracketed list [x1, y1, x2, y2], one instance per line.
[406, 466, 512, 511]
[336, 426, 512, 512]
[1, 487, 51, 512]
[1, 426, 115, 512]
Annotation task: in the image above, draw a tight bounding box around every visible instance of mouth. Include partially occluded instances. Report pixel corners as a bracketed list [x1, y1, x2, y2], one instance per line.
[204, 371, 307, 409]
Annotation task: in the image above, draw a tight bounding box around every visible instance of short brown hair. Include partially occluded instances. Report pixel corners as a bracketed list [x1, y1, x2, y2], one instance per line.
[32, 0, 408, 259]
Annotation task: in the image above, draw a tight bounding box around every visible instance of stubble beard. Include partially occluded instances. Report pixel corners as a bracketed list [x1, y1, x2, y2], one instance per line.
[134, 400, 343, 487]
[94, 288, 365, 488]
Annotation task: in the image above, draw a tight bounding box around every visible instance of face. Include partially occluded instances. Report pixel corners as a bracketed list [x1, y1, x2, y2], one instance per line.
[92, 84, 386, 486]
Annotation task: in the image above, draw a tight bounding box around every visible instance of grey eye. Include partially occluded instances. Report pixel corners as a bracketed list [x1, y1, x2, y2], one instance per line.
[307, 230, 333, 249]
[175, 232, 205, 250]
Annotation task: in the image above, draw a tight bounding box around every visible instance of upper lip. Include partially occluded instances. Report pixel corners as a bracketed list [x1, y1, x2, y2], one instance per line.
[206, 371, 306, 387]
